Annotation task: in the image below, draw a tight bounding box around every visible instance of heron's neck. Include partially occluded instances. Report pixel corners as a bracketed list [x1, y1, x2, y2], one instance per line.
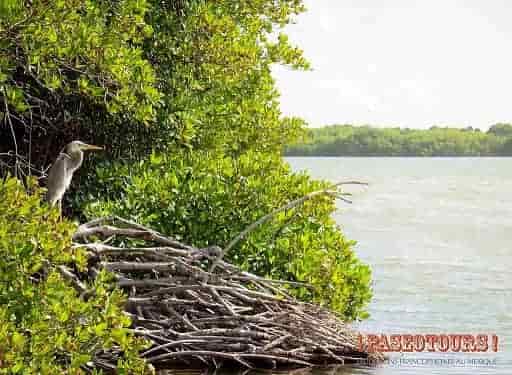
[65, 150, 83, 172]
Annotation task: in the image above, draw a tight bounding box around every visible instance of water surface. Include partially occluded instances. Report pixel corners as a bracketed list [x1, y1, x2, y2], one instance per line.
[286, 157, 511, 375]
[161, 158, 511, 375]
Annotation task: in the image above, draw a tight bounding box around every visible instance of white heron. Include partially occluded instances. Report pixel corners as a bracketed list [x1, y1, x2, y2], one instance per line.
[46, 141, 103, 213]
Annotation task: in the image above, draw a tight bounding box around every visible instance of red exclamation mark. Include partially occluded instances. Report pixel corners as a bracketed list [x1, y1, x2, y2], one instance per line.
[492, 335, 498, 352]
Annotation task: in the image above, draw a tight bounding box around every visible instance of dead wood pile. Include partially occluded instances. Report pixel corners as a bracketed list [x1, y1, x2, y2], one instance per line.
[70, 216, 382, 371]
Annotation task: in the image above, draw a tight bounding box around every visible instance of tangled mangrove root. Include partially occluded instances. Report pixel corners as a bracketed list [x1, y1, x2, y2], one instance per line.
[71, 216, 382, 371]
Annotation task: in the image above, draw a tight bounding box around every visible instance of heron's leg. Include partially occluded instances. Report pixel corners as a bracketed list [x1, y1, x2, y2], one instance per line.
[58, 199, 62, 221]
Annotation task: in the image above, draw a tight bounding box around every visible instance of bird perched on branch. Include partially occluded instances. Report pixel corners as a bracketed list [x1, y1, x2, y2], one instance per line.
[46, 141, 103, 214]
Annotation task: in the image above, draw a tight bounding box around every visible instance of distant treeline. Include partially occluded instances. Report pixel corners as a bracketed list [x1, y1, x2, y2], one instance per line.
[285, 124, 512, 156]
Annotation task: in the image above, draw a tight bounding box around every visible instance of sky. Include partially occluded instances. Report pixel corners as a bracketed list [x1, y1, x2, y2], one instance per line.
[272, 0, 512, 129]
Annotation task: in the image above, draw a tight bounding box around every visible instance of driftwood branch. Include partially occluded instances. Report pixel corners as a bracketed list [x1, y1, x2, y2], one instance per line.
[69, 216, 381, 371]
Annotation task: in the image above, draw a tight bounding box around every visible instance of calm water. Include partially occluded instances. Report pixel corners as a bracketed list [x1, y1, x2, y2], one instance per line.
[286, 157, 512, 375]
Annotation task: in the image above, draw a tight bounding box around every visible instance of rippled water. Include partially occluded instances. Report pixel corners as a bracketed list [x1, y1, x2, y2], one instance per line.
[161, 158, 511, 375]
[286, 157, 512, 375]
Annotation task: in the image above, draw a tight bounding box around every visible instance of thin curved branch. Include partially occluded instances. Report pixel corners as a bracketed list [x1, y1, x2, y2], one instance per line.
[206, 181, 368, 277]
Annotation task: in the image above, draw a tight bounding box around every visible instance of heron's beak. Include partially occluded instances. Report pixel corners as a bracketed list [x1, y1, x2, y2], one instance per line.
[81, 144, 104, 151]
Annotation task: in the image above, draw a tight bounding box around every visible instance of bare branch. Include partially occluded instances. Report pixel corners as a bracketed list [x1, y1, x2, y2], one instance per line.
[207, 181, 368, 277]
[71, 216, 382, 371]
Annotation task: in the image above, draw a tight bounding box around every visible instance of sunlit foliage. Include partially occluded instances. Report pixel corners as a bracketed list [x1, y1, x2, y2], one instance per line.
[0, 177, 149, 373]
[1, 0, 373, 332]
[77, 150, 372, 320]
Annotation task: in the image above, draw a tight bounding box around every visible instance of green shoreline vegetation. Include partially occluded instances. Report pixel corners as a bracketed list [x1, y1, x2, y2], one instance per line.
[0, 1, 371, 372]
[286, 124, 512, 156]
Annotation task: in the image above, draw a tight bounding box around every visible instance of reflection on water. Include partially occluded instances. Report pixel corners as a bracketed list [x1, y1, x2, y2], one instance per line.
[160, 158, 512, 375]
